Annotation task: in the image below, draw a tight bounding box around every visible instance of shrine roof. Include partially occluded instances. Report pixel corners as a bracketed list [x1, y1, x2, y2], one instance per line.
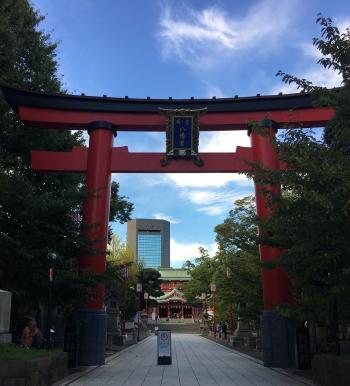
[0, 80, 319, 114]
[150, 288, 186, 303]
[159, 268, 191, 281]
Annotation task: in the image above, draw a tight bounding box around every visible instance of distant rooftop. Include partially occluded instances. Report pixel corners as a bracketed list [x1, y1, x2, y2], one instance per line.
[159, 268, 191, 281]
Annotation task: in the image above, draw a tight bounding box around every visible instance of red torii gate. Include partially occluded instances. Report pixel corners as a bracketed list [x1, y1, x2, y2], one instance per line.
[0, 82, 334, 367]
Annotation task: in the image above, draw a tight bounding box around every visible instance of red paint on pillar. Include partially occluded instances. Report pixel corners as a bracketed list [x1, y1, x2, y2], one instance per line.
[250, 124, 292, 310]
[79, 126, 114, 310]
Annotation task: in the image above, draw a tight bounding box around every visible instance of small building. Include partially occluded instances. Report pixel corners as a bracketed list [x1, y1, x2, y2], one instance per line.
[150, 268, 194, 319]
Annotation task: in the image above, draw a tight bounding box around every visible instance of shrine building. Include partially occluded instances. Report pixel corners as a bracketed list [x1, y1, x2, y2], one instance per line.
[151, 268, 194, 319]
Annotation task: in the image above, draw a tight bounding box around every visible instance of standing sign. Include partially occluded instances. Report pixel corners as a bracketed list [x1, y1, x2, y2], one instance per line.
[157, 329, 172, 365]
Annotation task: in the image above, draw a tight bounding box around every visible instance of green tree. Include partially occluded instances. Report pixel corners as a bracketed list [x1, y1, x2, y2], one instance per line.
[0, 0, 133, 327]
[106, 235, 137, 319]
[138, 267, 163, 310]
[214, 197, 262, 326]
[182, 260, 195, 272]
[182, 247, 216, 307]
[183, 198, 263, 328]
[248, 15, 350, 330]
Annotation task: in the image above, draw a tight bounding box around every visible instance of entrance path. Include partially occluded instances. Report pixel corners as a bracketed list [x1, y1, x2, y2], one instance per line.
[67, 334, 314, 386]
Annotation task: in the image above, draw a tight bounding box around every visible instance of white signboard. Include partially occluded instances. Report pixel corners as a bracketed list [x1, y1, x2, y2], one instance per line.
[158, 330, 171, 357]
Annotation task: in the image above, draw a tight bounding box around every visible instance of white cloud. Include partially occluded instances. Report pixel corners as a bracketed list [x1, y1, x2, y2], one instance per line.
[170, 238, 218, 265]
[337, 18, 350, 34]
[162, 130, 252, 188]
[298, 43, 322, 61]
[158, 0, 299, 70]
[181, 189, 252, 216]
[165, 173, 250, 189]
[270, 67, 343, 95]
[271, 19, 347, 95]
[152, 212, 180, 224]
[200, 130, 250, 152]
[205, 86, 228, 99]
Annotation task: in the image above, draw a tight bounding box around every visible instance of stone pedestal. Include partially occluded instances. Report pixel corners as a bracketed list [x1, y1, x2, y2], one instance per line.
[0, 290, 12, 344]
[78, 309, 106, 366]
[261, 310, 296, 368]
[232, 337, 244, 347]
[106, 300, 123, 349]
[234, 319, 252, 337]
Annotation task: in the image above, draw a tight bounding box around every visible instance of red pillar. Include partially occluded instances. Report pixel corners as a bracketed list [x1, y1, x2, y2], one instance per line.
[249, 120, 294, 368]
[249, 120, 292, 309]
[80, 121, 115, 308]
[78, 121, 115, 366]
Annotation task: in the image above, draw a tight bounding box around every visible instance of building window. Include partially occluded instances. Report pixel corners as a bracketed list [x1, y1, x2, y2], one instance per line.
[137, 232, 162, 268]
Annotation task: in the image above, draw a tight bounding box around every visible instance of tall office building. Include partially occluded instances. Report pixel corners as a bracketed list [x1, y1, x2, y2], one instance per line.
[127, 219, 170, 269]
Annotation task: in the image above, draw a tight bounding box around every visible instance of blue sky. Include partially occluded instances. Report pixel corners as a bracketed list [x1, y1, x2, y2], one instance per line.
[32, 0, 349, 267]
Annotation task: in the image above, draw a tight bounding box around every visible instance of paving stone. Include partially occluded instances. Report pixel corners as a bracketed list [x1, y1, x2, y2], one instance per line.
[67, 334, 313, 386]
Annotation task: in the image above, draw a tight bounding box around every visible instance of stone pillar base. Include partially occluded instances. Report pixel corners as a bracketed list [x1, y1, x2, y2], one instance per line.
[78, 309, 106, 366]
[261, 310, 296, 368]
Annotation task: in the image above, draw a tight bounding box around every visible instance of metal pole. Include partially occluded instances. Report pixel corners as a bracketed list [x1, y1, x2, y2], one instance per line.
[229, 304, 233, 336]
[121, 280, 126, 336]
[137, 291, 140, 341]
[46, 268, 52, 349]
[210, 284, 216, 338]
[213, 292, 216, 338]
[46, 253, 56, 349]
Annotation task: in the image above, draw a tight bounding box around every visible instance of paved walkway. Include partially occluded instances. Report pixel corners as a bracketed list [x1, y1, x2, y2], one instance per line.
[67, 334, 314, 386]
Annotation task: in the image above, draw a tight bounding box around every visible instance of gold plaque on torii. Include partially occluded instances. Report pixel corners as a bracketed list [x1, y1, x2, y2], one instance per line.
[158, 108, 207, 166]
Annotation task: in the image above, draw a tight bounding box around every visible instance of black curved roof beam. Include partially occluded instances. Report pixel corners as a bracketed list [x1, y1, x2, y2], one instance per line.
[0, 81, 334, 131]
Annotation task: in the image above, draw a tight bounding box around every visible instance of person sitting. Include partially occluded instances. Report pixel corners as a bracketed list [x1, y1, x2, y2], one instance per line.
[21, 320, 44, 349]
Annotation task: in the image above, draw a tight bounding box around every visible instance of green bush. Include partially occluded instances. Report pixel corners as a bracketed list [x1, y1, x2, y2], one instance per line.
[0, 344, 57, 360]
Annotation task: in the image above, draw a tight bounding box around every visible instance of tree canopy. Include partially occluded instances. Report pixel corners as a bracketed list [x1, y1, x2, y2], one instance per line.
[249, 15, 350, 323]
[0, 0, 133, 321]
[183, 198, 262, 327]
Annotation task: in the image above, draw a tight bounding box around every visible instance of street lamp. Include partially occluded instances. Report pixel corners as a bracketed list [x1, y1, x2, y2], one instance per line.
[200, 292, 206, 322]
[210, 283, 217, 337]
[47, 252, 57, 349]
[120, 265, 129, 336]
[144, 292, 149, 322]
[136, 283, 142, 341]
[225, 267, 233, 336]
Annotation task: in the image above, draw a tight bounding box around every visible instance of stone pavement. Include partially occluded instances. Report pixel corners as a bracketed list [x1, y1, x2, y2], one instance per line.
[65, 334, 316, 386]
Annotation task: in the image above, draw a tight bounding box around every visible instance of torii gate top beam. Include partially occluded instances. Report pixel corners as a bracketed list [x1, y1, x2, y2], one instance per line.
[0, 81, 334, 131]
